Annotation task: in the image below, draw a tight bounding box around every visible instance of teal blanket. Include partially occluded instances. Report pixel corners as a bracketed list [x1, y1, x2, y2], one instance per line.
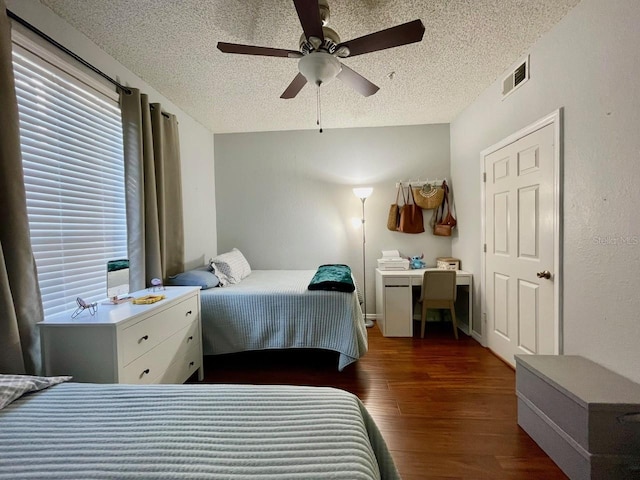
[308, 264, 355, 292]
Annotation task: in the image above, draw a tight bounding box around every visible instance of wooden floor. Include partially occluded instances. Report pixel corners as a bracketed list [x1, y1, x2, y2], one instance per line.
[198, 321, 567, 480]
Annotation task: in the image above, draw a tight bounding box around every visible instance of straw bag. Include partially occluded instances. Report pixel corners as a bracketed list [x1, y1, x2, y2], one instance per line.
[433, 181, 456, 236]
[413, 183, 444, 210]
[386, 185, 403, 231]
[399, 186, 425, 234]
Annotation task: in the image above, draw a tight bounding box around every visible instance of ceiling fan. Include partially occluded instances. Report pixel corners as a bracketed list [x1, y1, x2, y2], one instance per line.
[217, 0, 425, 130]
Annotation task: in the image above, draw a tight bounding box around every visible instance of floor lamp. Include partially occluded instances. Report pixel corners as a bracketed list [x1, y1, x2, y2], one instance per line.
[353, 187, 374, 328]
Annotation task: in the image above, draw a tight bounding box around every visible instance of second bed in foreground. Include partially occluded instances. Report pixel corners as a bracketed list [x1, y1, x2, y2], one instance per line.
[0, 381, 400, 479]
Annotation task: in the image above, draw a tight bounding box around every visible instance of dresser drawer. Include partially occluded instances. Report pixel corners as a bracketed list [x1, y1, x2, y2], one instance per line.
[158, 347, 202, 384]
[120, 319, 198, 384]
[121, 295, 199, 365]
[173, 319, 200, 363]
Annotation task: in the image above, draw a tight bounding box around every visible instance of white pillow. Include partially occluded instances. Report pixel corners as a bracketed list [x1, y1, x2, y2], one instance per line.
[0, 374, 71, 409]
[210, 248, 251, 286]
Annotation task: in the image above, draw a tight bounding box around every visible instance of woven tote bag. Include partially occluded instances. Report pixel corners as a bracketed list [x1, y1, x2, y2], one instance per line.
[413, 183, 444, 210]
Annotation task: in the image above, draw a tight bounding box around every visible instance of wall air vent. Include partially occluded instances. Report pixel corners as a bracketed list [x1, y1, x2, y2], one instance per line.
[502, 55, 529, 99]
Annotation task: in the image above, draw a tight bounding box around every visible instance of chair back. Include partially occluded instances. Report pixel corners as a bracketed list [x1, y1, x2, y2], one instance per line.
[422, 270, 457, 301]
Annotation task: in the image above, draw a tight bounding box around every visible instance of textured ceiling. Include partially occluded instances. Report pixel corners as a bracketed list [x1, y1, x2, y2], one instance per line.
[40, 0, 580, 134]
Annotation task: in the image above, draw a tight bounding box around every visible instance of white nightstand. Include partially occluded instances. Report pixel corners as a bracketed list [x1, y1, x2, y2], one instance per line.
[39, 286, 204, 384]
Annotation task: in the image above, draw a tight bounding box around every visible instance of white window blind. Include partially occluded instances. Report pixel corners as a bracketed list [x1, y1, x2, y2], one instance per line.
[12, 43, 127, 318]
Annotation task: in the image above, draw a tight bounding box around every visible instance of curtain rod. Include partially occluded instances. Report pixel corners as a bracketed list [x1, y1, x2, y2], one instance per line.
[6, 8, 132, 94]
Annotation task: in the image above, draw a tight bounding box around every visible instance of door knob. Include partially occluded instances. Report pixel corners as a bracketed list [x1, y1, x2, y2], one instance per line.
[537, 270, 552, 279]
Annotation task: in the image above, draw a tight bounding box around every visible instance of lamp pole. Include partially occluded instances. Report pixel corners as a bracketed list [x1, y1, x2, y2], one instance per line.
[353, 187, 374, 328]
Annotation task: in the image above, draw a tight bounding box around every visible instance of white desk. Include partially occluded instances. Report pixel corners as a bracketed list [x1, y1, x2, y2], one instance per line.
[375, 268, 473, 337]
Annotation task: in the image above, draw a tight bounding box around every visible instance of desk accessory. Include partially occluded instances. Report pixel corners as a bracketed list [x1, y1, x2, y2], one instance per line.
[132, 294, 166, 305]
[71, 297, 97, 319]
[377, 250, 409, 270]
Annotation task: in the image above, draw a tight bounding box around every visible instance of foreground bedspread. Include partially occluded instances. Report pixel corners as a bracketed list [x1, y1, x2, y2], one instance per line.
[0, 383, 400, 480]
[200, 270, 368, 370]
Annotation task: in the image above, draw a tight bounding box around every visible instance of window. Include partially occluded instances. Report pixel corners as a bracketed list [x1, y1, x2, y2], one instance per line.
[12, 36, 127, 318]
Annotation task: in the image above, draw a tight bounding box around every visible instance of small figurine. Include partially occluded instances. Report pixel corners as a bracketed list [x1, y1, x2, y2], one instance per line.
[150, 277, 165, 292]
[408, 254, 426, 269]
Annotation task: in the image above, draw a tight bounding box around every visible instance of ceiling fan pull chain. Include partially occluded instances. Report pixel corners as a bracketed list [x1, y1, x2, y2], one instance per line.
[317, 86, 323, 133]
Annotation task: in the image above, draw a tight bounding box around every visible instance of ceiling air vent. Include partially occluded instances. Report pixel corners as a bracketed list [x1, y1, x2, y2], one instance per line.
[502, 56, 529, 99]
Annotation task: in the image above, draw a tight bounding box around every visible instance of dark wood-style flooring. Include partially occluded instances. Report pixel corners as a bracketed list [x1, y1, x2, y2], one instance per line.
[196, 321, 567, 479]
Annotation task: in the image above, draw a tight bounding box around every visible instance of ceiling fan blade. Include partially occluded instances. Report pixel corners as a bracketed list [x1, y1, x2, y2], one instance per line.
[293, 0, 324, 42]
[280, 73, 308, 99]
[336, 64, 379, 97]
[337, 19, 425, 57]
[217, 42, 302, 58]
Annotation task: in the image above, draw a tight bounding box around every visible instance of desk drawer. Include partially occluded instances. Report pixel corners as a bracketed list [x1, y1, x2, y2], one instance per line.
[384, 277, 410, 287]
[121, 295, 198, 365]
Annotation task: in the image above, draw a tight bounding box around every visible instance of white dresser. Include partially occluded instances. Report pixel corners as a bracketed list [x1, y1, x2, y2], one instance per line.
[39, 286, 204, 384]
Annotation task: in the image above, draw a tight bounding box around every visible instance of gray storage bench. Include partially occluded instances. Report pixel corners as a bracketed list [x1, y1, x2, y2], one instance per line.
[515, 355, 640, 480]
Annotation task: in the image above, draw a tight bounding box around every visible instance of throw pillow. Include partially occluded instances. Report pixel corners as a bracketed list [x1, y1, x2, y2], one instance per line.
[210, 248, 251, 286]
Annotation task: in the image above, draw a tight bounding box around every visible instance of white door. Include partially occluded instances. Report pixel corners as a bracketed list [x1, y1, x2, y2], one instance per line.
[484, 122, 558, 365]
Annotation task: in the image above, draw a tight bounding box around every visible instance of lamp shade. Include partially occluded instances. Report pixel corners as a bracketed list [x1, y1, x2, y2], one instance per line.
[353, 187, 373, 199]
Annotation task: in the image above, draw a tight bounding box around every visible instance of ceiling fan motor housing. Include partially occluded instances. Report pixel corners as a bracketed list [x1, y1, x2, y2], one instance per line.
[318, 0, 330, 26]
[299, 26, 340, 55]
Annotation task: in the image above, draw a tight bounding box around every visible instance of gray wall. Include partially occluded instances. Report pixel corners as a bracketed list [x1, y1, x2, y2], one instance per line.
[450, 0, 640, 382]
[215, 124, 451, 312]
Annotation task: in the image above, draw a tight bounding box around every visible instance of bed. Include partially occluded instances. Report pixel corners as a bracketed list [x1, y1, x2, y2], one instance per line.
[0, 377, 400, 479]
[199, 270, 368, 371]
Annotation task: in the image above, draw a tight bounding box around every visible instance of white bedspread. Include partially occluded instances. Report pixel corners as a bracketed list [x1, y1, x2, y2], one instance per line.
[200, 270, 368, 370]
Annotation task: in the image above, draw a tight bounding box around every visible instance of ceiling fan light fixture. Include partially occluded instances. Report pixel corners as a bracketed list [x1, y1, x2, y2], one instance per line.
[298, 52, 341, 86]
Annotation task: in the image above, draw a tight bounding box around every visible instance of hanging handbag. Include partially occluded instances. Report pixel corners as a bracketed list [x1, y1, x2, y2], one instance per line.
[386, 185, 403, 231]
[433, 181, 457, 236]
[413, 182, 444, 210]
[398, 186, 425, 234]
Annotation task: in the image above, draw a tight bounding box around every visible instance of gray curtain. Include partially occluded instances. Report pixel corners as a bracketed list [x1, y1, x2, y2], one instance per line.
[0, 2, 44, 374]
[120, 88, 184, 291]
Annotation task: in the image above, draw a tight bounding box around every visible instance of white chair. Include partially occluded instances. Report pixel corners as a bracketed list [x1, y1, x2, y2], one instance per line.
[418, 270, 458, 339]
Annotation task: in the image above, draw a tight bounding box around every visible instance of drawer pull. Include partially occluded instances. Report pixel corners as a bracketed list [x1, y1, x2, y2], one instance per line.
[187, 335, 193, 342]
[185, 310, 193, 316]
[189, 361, 195, 367]
[138, 335, 149, 343]
[142, 368, 150, 376]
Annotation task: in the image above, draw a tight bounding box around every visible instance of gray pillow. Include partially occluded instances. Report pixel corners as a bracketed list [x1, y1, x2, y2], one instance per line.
[167, 266, 220, 289]
[1, 374, 71, 410]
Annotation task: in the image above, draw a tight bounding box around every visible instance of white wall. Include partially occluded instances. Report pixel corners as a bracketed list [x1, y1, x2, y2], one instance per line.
[214, 124, 451, 311]
[451, 0, 640, 382]
[6, 0, 217, 269]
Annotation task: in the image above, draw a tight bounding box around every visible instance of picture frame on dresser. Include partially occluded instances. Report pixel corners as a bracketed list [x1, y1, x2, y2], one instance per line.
[38, 286, 204, 384]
